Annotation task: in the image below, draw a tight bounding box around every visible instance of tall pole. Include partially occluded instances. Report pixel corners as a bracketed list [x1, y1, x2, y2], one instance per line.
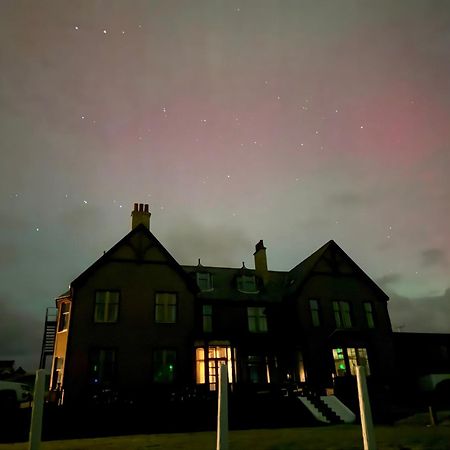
[28, 369, 46, 450]
[216, 363, 229, 450]
[356, 365, 376, 450]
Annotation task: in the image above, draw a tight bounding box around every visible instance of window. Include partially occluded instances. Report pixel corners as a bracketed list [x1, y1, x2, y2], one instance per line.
[333, 348, 347, 376]
[90, 349, 116, 385]
[333, 347, 370, 377]
[203, 304, 212, 332]
[248, 307, 268, 333]
[58, 302, 70, 331]
[196, 348, 206, 384]
[197, 272, 213, 291]
[364, 302, 375, 329]
[333, 301, 352, 328]
[153, 349, 176, 383]
[347, 348, 370, 375]
[196, 346, 236, 391]
[237, 275, 258, 293]
[155, 293, 177, 323]
[247, 355, 270, 384]
[309, 299, 320, 327]
[297, 352, 306, 382]
[52, 357, 64, 390]
[94, 291, 119, 323]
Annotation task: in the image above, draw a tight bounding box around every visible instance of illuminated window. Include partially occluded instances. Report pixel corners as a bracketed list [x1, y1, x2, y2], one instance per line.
[333, 347, 370, 377]
[196, 348, 206, 384]
[197, 272, 213, 291]
[364, 302, 375, 329]
[153, 349, 176, 383]
[155, 293, 177, 323]
[58, 302, 70, 331]
[94, 291, 119, 323]
[51, 357, 64, 390]
[237, 275, 258, 293]
[297, 351, 306, 382]
[347, 348, 370, 375]
[333, 348, 347, 376]
[309, 299, 320, 327]
[203, 304, 212, 332]
[90, 349, 116, 385]
[196, 346, 235, 391]
[248, 307, 268, 333]
[333, 301, 352, 328]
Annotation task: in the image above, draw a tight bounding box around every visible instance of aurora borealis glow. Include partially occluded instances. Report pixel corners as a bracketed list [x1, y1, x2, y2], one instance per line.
[1, 1, 449, 369]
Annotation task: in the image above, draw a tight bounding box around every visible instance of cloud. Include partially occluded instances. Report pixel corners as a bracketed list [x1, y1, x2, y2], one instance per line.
[0, 293, 43, 370]
[420, 248, 447, 267]
[376, 273, 403, 287]
[388, 288, 450, 333]
[327, 191, 372, 207]
[162, 218, 253, 268]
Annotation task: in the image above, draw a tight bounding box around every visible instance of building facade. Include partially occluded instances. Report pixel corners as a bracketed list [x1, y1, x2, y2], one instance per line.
[50, 203, 395, 406]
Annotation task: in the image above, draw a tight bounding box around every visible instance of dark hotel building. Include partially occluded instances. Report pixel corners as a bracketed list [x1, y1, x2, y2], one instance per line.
[47, 203, 401, 409]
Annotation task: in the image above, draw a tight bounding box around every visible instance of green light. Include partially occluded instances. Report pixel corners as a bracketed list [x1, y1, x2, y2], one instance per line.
[339, 364, 345, 370]
[169, 365, 173, 370]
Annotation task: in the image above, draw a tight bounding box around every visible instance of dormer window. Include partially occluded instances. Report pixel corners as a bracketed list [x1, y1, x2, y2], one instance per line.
[197, 272, 213, 291]
[237, 275, 258, 293]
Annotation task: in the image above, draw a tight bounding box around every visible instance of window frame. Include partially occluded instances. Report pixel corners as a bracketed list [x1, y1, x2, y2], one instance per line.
[153, 349, 177, 383]
[309, 299, 320, 327]
[155, 292, 177, 323]
[364, 302, 375, 329]
[58, 302, 71, 332]
[202, 304, 213, 332]
[237, 275, 259, 293]
[332, 301, 352, 329]
[197, 272, 213, 291]
[94, 291, 120, 323]
[247, 306, 268, 333]
[89, 348, 117, 386]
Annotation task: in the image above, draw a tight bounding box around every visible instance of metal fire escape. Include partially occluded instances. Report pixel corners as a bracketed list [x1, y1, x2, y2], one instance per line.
[39, 307, 58, 369]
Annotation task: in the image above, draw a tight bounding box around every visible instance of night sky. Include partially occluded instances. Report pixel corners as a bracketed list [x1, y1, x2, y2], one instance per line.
[1, 1, 449, 370]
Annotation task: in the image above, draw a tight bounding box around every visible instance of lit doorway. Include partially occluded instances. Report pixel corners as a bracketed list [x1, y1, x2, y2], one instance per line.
[196, 345, 236, 391]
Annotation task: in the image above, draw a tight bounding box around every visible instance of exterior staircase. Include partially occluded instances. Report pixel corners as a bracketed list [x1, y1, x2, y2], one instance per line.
[298, 393, 355, 424]
[39, 307, 58, 369]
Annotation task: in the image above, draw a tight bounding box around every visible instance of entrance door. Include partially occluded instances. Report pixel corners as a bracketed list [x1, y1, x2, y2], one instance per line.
[208, 346, 232, 391]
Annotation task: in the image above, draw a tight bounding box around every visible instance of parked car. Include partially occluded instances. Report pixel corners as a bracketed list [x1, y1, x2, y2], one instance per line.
[0, 380, 32, 407]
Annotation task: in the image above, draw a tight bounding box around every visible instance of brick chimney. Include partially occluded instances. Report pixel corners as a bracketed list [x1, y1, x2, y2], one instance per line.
[131, 203, 150, 230]
[254, 240, 269, 285]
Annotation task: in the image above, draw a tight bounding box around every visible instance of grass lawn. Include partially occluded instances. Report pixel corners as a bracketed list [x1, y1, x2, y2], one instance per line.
[1, 424, 449, 450]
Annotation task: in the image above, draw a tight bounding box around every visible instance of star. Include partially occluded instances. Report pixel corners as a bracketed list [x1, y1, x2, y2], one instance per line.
[83, 200, 88, 204]
[36, 228, 40, 232]
[103, 29, 107, 34]
[74, 26, 79, 31]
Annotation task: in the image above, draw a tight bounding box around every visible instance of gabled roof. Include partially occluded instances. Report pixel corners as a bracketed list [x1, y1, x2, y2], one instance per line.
[286, 240, 389, 300]
[70, 224, 199, 293]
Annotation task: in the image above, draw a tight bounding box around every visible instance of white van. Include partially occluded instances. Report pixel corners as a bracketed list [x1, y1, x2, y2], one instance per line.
[0, 380, 32, 405]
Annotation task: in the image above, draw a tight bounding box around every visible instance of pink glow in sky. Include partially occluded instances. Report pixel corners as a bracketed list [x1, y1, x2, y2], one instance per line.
[0, 1, 449, 368]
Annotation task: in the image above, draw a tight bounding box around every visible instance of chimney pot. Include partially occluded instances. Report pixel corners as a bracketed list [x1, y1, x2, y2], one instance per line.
[131, 203, 151, 230]
[254, 240, 269, 285]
